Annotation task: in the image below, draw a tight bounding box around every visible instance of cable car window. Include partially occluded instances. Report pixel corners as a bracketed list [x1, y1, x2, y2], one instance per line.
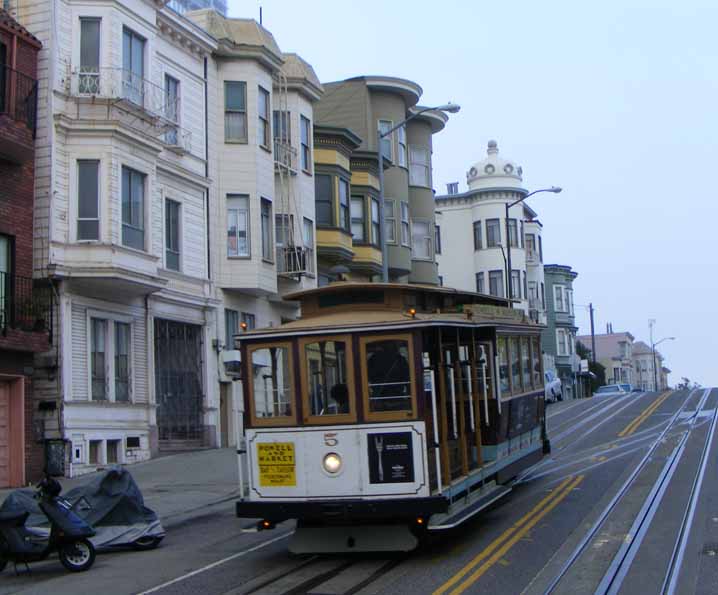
[360, 334, 417, 421]
[300, 336, 357, 424]
[498, 337, 510, 395]
[532, 337, 543, 387]
[249, 344, 294, 425]
[510, 337, 521, 393]
[521, 337, 532, 389]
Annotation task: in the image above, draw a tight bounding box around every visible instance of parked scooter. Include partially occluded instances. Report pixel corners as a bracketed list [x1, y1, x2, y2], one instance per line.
[0, 475, 97, 573]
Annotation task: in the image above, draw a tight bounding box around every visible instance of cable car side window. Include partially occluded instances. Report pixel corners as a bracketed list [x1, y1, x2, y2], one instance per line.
[498, 337, 510, 395]
[510, 337, 521, 394]
[532, 336, 543, 387]
[521, 337, 532, 389]
[248, 342, 295, 426]
[360, 334, 417, 421]
[299, 335, 357, 424]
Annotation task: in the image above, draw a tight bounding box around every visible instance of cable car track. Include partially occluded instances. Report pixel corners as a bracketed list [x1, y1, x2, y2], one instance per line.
[539, 388, 714, 595]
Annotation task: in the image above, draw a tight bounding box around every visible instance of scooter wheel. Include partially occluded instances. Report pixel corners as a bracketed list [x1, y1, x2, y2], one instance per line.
[132, 536, 163, 551]
[59, 539, 96, 572]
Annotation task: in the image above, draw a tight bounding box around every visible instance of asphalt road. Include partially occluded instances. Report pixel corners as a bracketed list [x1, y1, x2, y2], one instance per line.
[2, 388, 716, 595]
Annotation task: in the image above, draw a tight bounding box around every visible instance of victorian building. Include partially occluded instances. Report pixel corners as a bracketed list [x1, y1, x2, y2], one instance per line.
[577, 331, 635, 385]
[541, 264, 578, 399]
[313, 76, 451, 285]
[435, 140, 547, 323]
[0, 8, 48, 487]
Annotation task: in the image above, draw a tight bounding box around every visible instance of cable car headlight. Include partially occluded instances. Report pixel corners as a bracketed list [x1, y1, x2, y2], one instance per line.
[322, 452, 342, 474]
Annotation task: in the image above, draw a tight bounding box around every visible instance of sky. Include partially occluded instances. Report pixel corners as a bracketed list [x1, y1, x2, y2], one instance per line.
[228, 0, 717, 386]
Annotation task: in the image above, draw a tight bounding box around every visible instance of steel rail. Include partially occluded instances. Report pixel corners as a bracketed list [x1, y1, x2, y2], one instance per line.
[541, 389, 697, 595]
[661, 388, 718, 594]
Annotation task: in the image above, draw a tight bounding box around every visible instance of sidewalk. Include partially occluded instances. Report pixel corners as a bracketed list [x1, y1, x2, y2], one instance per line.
[0, 448, 241, 528]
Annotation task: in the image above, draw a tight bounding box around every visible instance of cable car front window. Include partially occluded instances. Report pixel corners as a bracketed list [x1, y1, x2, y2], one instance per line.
[366, 339, 412, 412]
[304, 339, 351, 416]
[251, 346, 293, 420]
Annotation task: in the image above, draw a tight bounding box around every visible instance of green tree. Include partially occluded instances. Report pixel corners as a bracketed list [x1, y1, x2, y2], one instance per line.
[576, 341, 605, 391]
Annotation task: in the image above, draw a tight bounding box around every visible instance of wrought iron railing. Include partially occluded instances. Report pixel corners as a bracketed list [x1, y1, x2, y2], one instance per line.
[273, 139, 297, 172]
[0, 64, 38, 136]
[70, 66, 179, 124]
[0, 271, 53, 337]
[276, 245, 309, 276]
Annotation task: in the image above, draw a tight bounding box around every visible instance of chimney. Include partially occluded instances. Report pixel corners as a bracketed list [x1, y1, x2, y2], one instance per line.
[447, 182, 459, 195]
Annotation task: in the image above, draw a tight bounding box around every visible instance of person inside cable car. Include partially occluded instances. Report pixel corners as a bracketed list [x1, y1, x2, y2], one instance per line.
[330, 383, 349, 414]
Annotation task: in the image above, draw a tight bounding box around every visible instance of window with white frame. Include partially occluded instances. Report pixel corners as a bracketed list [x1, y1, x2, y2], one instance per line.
[409, 146, 430, 187]
[258, 86, 270, 149]
[225, 308, 239, 350]
[400, 201, 410, 246]
[511, 270, 521, 299]
[227, 194, 249, 257]
[378, 120, 392, 161]
[300, 116, 311, 171]
[507, 218, 519, 248]
[476, 272, 485, 294]
[397, 125, 407, 167]
[121, 166, 145, 251]
[90, 317, 132, 402]
[79, 18, 100, 94]
[224, 81, 247, 142]
[371, 198, 380, 246]
[77, 160, 99, 241]
[556, 328, 568, 356]
[165, 198, 181, 271]
[350, 196, 365, 242]
[566, 289, 574, 315]
[303, 217, 314, 273]
[164, 74, 180, 145]
[554, 284, 565, 312]
[489, 270, 504, 298]
[260, 198, 273, 261]
[411, 219, 432, 260]
[384, 199, 396, 243]
[122, 27, 145, 106]
[486, 218, 501, 247]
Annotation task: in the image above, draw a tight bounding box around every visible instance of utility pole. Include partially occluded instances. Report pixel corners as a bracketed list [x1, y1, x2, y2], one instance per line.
[589, 303, 596, 363]
[649, 319, 656, 391]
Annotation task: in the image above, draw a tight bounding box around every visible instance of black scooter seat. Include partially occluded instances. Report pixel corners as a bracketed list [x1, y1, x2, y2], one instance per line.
[0, 510, 29, 526]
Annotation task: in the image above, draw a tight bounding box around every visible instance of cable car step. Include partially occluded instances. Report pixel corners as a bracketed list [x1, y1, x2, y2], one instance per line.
[428, 484, 512, 530]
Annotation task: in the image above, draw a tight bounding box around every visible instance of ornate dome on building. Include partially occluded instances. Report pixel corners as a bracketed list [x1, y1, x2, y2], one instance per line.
[466, 140, 524, 191]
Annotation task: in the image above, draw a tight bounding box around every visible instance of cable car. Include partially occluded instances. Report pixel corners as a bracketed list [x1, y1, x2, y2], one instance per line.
[234, 282, 549, 553]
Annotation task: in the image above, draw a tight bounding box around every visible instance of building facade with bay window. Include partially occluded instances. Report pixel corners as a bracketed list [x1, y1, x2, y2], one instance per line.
[435, 140, 547, 323]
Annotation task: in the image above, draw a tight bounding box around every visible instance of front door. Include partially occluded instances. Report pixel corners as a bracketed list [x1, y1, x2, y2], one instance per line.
[154, 319, 204, 447]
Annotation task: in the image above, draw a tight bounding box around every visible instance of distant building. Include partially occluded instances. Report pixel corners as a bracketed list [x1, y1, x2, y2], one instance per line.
[435, 141, 547, 323]
[577, 332, 635, 385]
[633, 341, 671, 391]
[542, 265, 578, 399]
[168, 0, 227, 16]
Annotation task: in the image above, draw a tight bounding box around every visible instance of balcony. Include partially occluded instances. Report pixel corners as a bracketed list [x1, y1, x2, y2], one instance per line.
[276, 245, 312, 279]
[0, 64, 38, 162]
[1, 272, 53, 345]
[69, 67, 180, 137]
[274, 139, 297, 174]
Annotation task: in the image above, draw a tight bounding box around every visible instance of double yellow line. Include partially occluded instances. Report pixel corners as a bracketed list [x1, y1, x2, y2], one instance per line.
[618, 391, 673, 437]
[433, 475, 585, 595]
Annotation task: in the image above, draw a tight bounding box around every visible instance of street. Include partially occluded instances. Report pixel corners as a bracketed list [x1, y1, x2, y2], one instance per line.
[2, 388, 716, 595]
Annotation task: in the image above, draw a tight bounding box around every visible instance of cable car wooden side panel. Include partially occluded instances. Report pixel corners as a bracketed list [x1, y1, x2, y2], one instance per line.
[234, 283, 549, 552]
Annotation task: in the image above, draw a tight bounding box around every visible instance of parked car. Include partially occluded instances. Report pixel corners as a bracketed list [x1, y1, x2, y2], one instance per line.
[594, 384, 630, 397]
[545, 371, 563, 402]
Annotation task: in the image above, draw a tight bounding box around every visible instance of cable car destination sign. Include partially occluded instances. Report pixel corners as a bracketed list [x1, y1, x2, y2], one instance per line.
[257, 442, 296, 487]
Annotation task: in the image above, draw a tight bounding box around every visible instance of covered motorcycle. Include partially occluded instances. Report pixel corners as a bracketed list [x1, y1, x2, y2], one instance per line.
[0, 468, 164, 551]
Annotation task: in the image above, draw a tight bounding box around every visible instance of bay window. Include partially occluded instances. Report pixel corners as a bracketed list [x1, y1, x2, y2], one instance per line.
[227, 194, 249, 257]
[411, 219, 432, 260]
[409, 146, 430, 187]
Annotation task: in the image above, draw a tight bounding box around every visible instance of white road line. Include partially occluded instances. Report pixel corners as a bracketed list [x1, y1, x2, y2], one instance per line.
[137, 531, 293, 595]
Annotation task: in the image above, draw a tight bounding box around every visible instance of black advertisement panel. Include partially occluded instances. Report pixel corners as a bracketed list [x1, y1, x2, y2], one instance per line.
[367, 432, 414, 484]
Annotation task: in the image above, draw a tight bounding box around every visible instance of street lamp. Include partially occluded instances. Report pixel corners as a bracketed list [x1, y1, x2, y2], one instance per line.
[505, 187, 562, 304]
[651, 336, 675, 391]
[495, 242, 508, 299]
[377, 103, 461, 282]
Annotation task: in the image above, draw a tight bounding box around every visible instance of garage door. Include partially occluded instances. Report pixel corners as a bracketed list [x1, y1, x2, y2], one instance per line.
[0, 382, 9, 488]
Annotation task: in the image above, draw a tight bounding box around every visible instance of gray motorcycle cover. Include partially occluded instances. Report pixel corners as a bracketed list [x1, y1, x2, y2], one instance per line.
[0, 468, 165, 550]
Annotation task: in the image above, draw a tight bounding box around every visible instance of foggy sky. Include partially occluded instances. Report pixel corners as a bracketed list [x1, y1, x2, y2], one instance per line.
[228, 0, 717, 386]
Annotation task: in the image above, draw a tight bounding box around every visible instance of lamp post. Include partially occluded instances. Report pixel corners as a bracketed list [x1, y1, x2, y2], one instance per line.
[505, 187, 562, 304]
[377, 103, 461, 282]
[651, 336, 675, 391]
[496, 242, 508, 298]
